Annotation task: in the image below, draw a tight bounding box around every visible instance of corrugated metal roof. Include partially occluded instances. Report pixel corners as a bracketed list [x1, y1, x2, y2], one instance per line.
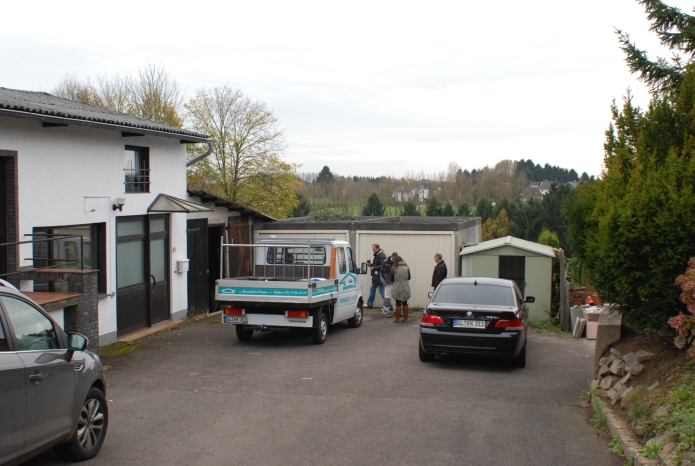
[187, 189, 276, 222]
[459, 236, 556, 258]
[0, 87, 210, 142]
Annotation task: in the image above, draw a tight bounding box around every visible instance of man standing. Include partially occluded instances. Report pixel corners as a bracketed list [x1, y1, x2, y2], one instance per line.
[366, 243, 387, 309]
[432, 253, 447, 290]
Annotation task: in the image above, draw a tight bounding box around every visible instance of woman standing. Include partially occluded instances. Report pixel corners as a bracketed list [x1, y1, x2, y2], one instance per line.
[390, 253, 411, 323]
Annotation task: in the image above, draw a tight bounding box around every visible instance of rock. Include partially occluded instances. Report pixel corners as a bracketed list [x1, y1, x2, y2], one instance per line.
[619, 386, 634, 408]
[595, 389, 607, 397]
[606, 388, 617, 400]
[609, 359, 626, 376]
[660, 442, 677, 460]
[591, 380, 600, 391]
[627, 362, 645, 375]
[600, 375, 619, 390]
[654, 406, 669, 417]
[598, 356, 607, 367]
[622, 352, 638, 365]
[635, 350, 656, 362]
[646, 432, 671, 447]
[611, 385, 626, 404]
[598, 364, 611, 378]
[633, 423, 647, 436]
[610, 347, 623, 358]
[614, 373, 631, 391]
[648, 381, 659, 391]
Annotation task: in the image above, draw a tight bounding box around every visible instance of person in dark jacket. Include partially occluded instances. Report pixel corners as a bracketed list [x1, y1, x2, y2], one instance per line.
[379, 254, 395, 317]
[366, 243, 387, 308]
[432, 253, 447, 289]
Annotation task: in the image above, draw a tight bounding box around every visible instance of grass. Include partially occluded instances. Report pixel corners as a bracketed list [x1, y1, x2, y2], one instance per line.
[99, 341, 139, 359]
[642, 442, 664, 459]
[531, 317, 561, 332]
[610, 437, 624, 456]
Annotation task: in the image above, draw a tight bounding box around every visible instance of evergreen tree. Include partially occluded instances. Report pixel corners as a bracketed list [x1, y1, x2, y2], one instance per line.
[400, 200, 420, 216]
[509, 198, 543, 241]
[362, 192, 385, 216]
[538, 228, 560, 248]
[442, 201, 455, 216]
[316, 166, 334, 183]
[426, 195, 443, 216]
[492, 198, 512, 219]
[291, 193, 311, 217]
[482, 209, 513, 241]
[541, 184, 575, 254]
[476, 198, 493, 224]
[456, 202, 471, 216]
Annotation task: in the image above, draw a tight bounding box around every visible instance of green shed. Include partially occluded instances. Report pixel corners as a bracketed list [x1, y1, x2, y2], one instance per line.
[459, 236, 556, 323]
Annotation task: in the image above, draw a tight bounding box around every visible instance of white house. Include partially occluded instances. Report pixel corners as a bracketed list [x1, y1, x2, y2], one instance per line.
[0, 87, 212, 346]
[392, 184, 431, 203]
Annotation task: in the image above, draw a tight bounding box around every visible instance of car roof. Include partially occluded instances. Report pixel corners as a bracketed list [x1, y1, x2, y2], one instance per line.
[439, 277, 514, 287]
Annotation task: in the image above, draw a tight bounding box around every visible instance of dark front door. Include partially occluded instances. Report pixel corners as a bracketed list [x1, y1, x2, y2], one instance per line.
[207, 225, 224, 312]
[186, 218, 208, 315]
[228, 217, 251, 278]
[116, 215, 170, 336]
[499, 256, 526, 297]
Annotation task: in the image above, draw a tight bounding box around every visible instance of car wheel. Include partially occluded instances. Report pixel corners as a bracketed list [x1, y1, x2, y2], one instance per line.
[419, 340, 436, 362]
[311, 311, 328, 344]
[236, 325, 254, 342]
[55, 387, 108, 461]
[511, 340, 527, 368]
[347, 300, 363, 328]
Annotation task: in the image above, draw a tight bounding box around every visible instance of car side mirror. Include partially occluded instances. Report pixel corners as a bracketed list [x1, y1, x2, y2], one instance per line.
[65, 333, 88, 361]
[428, 291, 434, 298]
[524, 296, 535, 303]
[360, 262, 368, 274]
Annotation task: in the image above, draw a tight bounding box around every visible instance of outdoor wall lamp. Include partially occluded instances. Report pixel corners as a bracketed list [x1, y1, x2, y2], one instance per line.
[112, 197, 126, 211]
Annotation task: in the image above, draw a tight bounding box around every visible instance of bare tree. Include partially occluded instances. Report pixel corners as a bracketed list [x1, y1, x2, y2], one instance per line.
[129, 62, 183, 127]
[185, 85, 287, 203]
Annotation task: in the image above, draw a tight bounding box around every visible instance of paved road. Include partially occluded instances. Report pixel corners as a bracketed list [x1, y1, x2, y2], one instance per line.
[28, 314, 621, 466]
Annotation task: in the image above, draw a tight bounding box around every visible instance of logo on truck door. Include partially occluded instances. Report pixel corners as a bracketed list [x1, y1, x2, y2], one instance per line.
[340, 273, 358, 290]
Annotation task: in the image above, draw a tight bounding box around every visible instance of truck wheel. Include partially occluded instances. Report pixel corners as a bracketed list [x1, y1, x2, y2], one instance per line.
[236, 325, 254, 342]
[347, 300, 363, 328]
[311, 312, 328, 345]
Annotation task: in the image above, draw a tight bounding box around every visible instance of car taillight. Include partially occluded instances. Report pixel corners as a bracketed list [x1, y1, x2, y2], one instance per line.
[420, 313, 445, 327]
[223, 308, 245, 315]
[286, 310, 309, 318]
[495, 318, 524, 331]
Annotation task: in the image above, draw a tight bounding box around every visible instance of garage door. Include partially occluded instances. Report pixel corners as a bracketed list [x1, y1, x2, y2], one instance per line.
[356, 232, 455, 308]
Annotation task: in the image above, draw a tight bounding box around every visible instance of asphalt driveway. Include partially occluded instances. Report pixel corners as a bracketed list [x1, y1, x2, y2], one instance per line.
[27, 314, 621, 466]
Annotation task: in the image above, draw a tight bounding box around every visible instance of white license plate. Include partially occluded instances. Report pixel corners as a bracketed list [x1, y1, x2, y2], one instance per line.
[223, 315, 248, 324]
[453, 319, 486, 329]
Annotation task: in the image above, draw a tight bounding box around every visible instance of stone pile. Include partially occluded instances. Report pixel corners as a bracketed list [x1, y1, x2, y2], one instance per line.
[592, 347, 656, 408]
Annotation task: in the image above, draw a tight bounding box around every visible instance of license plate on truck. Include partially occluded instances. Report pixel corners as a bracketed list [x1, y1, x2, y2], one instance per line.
[453, 319, 486, 329]
[223, 315, 248, 324]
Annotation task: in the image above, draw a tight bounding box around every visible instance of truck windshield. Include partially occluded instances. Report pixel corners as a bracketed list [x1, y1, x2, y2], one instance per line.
[432, 283, 515, 307]
[266, 247, 326, 265]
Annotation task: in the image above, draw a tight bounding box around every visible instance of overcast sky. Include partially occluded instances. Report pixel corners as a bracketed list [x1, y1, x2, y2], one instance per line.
[2, 0, 692, 178]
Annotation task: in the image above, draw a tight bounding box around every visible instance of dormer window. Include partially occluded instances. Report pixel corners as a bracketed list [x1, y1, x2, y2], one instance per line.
[124, 146, 150, 193]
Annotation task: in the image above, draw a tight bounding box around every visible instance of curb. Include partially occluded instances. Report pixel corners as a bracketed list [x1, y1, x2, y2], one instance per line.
[592, 394, 657, 466]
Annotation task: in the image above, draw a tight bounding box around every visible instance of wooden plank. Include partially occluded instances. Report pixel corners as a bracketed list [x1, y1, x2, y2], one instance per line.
[23, 291, 82, 305]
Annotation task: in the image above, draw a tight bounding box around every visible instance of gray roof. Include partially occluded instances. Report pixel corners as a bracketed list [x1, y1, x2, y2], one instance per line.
[0, 87, 210, 143]
[460, 236, 556, 258]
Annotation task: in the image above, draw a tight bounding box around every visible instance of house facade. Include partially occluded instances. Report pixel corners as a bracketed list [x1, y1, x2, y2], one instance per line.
[0, 88, 211, 346]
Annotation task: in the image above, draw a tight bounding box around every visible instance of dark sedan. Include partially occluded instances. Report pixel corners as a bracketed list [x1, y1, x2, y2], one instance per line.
[419, 277, 533, 367]
[0, 284, 108, 465]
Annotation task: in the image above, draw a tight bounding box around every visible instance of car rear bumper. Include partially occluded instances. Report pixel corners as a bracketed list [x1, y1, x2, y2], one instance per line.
[420, 327, 524, 357]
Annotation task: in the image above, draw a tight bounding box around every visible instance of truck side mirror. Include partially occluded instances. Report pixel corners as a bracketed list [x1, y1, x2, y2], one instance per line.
[360, 262, 368, 274]
[524, 296, 535, 303]
[428, 291, 434, 298]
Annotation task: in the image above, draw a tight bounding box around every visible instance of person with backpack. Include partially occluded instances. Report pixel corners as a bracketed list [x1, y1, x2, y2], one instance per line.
[380, 253, 395, 317]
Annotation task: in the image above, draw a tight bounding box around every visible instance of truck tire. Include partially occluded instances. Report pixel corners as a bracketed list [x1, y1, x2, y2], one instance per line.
[236, 325, 254, 342]
[347, 300, 363, 328]
[311, 311, 328, 345]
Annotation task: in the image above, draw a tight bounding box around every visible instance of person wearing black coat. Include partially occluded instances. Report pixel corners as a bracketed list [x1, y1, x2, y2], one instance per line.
[366, 243, 387, 308]
[432, 253, 447, 289]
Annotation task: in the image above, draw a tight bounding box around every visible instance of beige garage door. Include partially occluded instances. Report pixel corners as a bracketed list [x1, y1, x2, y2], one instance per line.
[356, 231, 455, 308]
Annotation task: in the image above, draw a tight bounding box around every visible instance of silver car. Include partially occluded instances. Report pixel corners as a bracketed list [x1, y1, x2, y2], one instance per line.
[0, 284, 108, 465]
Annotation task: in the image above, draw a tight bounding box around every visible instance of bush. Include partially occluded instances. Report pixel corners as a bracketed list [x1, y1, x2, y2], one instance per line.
[538, 229, 560, 248]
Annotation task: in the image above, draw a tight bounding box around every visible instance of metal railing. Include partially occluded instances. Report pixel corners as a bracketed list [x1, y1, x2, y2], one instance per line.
[0, 234, 84, 278]
[124, 167, 151, 193]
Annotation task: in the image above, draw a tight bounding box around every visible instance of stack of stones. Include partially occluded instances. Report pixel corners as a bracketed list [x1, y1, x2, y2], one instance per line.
[592, 347, 656, 408]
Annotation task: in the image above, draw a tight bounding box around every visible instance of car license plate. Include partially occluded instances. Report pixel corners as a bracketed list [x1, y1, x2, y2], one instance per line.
[223, 315, 248, 324]
[453, 319, 486, 329]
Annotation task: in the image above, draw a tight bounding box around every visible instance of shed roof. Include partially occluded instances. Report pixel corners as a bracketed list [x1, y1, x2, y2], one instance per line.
[459, 236, 556, 258]
[187, 189, 276, 222]
[0, 87, 211, 143]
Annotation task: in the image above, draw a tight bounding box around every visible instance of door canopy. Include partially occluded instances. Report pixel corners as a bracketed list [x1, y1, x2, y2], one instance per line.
[147, 194, 213, 213]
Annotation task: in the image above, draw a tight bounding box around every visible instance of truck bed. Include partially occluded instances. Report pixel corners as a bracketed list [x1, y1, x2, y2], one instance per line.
[216, 277, 339, 305]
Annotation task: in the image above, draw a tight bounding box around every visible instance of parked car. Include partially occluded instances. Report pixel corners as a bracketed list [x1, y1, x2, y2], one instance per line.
[0, 284, 108, 465]
[419, 277, 534, 367]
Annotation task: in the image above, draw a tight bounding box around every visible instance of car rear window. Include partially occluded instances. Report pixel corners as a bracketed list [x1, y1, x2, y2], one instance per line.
[433, 283, 515, 307]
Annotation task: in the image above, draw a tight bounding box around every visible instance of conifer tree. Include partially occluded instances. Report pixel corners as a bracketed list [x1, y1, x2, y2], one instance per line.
[401, 200, 420, 216]
[362, 193, 385, 216]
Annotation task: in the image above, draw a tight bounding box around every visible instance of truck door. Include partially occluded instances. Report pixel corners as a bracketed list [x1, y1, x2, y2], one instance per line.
[337, 246, 361, 321]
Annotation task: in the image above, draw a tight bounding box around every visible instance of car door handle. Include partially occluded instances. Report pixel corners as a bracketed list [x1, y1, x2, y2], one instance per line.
[29, 373, 43, 384]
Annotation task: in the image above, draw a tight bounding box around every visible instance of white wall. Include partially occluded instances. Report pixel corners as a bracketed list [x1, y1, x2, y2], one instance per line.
[0, 117, 190, 345]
